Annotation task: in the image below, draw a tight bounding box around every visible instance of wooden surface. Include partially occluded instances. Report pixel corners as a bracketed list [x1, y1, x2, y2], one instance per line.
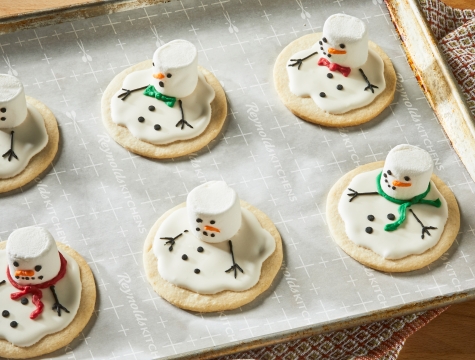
[0, 0, 474, 359]
[399, 299, 475, 360]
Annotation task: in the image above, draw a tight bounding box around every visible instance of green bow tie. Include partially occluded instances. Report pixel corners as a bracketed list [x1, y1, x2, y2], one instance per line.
[376, 171, 441, 232]
[143, 85, 177, 107]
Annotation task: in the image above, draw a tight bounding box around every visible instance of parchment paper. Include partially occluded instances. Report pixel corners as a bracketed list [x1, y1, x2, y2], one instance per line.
[0, 0, 474, 358]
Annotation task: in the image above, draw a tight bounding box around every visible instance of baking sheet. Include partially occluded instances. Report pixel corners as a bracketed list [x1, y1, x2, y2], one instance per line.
[0, 0, 475, 358]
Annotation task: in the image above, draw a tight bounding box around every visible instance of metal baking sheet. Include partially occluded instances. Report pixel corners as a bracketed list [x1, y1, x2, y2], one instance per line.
[0, 0, 474, 359]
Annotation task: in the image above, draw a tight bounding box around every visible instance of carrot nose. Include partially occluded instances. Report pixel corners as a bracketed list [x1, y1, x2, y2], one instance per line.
[392, 180, 411, 187]
[328, 48, 347, 55]
[15, 270, 35, 277]
[204, 225, 220, 233]
[153, 72, 165, 79]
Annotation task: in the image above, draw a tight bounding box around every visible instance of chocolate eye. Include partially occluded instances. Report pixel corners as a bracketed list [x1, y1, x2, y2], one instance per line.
[404, 176, 410, 181]
[152, 62, 154, 66]
[339, 44, 345, 49]
[196, 218, 203, 223]
[167, 73, 172, 78]
[35, 265, 42, 272]
[13, 261, 19, 267]
[322, 37, 327, 43]
[210, 220, 215, 224]
[387, 170, 392, 175]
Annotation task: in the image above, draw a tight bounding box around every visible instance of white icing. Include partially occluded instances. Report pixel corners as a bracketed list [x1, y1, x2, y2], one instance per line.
[7, 227, 61, 286]
[187, 181, 241, 243]
[0, 74, 27, 129]
[381, 144, 433, 200]
[287, 22, 386, 114]
[0, 250, 81, 347]
[338, 168, 448, 259]
[153, 207, 276, 294]
[0, 102, 48, 179]
[151, 40, 198, 98]
[322, 14, 368, 68]
[110, 68, 214, 145]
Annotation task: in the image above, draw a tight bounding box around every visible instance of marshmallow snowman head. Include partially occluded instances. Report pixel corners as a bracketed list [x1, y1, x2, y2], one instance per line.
[187, 181, 242, 244]
[0, 74, 28, 129]
[320, 14, 368, 68]
[6, 227, 61, 286]
[151, 40, 198, 99]
[380, 144, 433, 200]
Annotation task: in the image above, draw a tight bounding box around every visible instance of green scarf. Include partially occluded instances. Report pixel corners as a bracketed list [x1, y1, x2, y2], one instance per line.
[143, 85, 177, 107]
[375, 172, 441, 231]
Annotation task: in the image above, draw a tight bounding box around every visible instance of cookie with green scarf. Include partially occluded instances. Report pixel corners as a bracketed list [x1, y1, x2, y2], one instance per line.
[327, 144, 460, 272]
[101, 40, 226, 159]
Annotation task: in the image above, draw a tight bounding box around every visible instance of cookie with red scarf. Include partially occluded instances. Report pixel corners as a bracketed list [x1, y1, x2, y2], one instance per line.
[274, 13, 396, 127]
[0, 227, 96, 359]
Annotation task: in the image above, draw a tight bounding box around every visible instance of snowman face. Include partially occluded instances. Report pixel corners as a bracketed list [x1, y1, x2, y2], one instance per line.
[380, 144, 433, 200]
[187, 181, 242, 244]
[320, 14, 368, 68]
[0, 74, 28, 129]
[151, 40, 198, 99]
[6, 227, 62, 286]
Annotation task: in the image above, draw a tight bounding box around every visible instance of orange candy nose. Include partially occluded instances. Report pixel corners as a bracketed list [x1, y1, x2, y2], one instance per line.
[328, 48, 347, 55]
[153, 72, 165, 79]
[392, 180, 412, 187]
[204, 225, 220, 233]
[15, 270, 35, 277]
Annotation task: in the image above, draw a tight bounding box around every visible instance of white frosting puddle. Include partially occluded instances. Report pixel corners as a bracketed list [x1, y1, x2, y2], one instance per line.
[0, 104, 48, 179]
[153, 207, 276, 294]
[287, 39, 386, 114]
[338, 168, 448, 259]
[0, 250, 81, 347]
[111, 68, 215, 145]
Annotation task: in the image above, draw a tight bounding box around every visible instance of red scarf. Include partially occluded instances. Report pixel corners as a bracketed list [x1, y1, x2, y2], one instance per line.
[6, 252, 67, 320]
[317, 58, 351, 77]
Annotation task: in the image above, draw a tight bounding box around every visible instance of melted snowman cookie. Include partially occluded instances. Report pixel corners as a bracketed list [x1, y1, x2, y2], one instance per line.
[274, 14, 396, 127]
[143, 181, 283, 312]
[327, 145, 460, 272]
[0, 75, 59, 193]
[0, 227, 96, 359]
[102, 40, 227, 159]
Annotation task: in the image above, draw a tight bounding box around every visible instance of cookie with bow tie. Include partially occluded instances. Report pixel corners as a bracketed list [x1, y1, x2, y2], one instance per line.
[102, 39, 227, 159]
[274, 13, 397, 127]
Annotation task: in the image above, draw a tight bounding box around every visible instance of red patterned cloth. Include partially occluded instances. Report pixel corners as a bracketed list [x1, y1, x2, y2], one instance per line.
[419, 0, 475, 115]
[215, 1, 475, 359]
[216, 307, 447, 360]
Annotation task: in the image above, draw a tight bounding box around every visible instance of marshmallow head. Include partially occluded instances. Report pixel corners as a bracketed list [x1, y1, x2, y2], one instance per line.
[187, 181, 242, 244]
[380, 144, 433, 200]
[320, 14, 368, 68]
[151, 40, 198, 99]
[0, 74, 27, 129]
[6, 227, 61, 286]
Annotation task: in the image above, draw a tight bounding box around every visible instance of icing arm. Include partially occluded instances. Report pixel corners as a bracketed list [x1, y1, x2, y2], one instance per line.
[117, 85, 149, 101]
[359, 69, 379, 93]
[288, 51, 319, 70]
[347, 188, 378, 202]
[50, 285, 70, 317]
[409, 209, 437, 239]
[175, 99, 193, 130]
[0, 280, 5, 285]
[160, 232, 183, 252]
[2, 131, 18, 161]
[224, 240, 244, 279]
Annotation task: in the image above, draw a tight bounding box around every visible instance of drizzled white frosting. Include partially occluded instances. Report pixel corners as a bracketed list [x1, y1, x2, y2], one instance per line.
[0, 103, 48, 179]
[338, 168, 448, 259]
[0, 249, 81, 347]
[110, 67, 214, 145]
[153, 206, 276, 294]
[287, 38, 386, 114]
